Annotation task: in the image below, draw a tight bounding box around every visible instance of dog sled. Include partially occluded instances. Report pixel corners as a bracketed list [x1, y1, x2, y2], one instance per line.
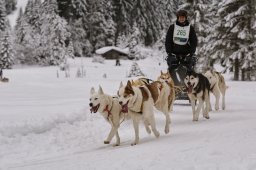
[166, 53, 198, 101]
[170, 65, 190, 100]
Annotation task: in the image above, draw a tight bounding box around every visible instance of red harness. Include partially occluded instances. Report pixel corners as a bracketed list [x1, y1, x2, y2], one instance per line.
[103, 105, 112, 120]
[159, 84, 163, 91]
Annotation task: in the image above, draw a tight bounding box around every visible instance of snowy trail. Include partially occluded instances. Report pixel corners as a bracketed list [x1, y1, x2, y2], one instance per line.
[1, 58, 256, 170]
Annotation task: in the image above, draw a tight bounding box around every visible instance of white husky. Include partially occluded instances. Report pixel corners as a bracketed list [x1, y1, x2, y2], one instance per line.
[118, 81, 160, 145]
[89, 86, 125, 146]
[204, 70, 227, 110]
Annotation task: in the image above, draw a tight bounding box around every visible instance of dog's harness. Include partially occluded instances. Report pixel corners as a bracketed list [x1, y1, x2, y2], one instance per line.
[127, 87, 148, 114]
[103, 105, 112, 120]
[192, 84, 200, 96]
[104, 97, 127, 125]
[210, 83, 216, 92]
[159, 83, 163, 91]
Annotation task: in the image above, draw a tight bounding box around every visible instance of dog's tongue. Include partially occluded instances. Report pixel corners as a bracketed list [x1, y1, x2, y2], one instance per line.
[188, 85, 193, 94]
[121, 104, 128, 113]
[90, 107, 94, 113]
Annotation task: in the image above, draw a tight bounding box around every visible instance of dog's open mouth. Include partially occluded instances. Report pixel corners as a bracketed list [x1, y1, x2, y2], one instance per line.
[187, 84, 194, 94]
[90, 104, 100, 113]
[121, 101, 129, 113]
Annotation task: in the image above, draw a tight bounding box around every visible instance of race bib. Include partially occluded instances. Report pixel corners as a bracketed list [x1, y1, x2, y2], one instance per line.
[173, 24, 190, 45]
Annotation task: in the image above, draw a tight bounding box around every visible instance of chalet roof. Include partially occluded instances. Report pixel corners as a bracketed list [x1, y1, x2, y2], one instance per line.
[95, 46, 129, 55]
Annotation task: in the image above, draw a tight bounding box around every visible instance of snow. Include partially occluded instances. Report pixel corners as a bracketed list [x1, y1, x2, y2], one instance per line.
[95, 46, 129, 55]
[1, 57, 256, 170]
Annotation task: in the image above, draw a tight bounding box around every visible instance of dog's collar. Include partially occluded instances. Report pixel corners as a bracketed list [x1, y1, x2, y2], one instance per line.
[128, 108, 142, 114]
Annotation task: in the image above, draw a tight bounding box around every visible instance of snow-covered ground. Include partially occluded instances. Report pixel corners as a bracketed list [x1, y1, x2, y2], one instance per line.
[1, 57, 256, 170]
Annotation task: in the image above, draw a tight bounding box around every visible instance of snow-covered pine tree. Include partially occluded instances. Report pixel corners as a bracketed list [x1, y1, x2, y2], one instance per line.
[85, 0, 115, 51]
[127, 62, 145, 77]
[24, 0, 34, 25]
[112, 0, 133, 45]
[155, 0, 178, 59]
[131, 0, 176, 46]
[0, 2, 13, 69]
[0, 31, 14, 69]
[69, 18, 88, 57]
[209, 0, 255, 80]
[39, 0, 71, 65]
[193, 0, 213, 71]
[198, 0, 219, 70]
[30, 0, 42, 31]
[244, 0, 256, 80]
[128, 24, 141, 60]
[0, 0, 6, 31]
[14, 8, 37, 64]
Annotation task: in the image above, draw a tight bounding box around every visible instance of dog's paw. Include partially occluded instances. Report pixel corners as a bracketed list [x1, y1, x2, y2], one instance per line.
[164, 127, 170, 134]
[113, 143, 120, 147]
[193, 118, 198, 121]
[131, 142, 137, 146]
[215, 106, 219, 111]
[104, 141, 110, 144]
[154, 131, 160, 138]
[204, 116, 210, 119]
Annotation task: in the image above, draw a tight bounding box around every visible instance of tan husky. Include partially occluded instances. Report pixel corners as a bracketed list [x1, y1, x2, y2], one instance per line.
[118, 81, 161, 145]
[131, 75, 174, 134]
[157, 71, 176, 111]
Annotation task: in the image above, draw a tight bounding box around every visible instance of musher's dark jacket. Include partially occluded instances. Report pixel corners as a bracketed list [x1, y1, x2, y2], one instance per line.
[165, 20, 198, 56]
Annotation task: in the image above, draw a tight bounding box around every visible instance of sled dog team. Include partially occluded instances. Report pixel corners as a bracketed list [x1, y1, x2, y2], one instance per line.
[89, 69, 227, 146]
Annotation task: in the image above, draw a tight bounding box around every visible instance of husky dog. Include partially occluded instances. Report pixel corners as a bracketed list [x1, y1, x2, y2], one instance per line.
[89, 86, 125, 146]
[204, 70, 227, 110]
[184, 71, 211, 121]
[118, 81, 160, 145]
[157, 70, 176, 111]
[131, 75, 173, 134]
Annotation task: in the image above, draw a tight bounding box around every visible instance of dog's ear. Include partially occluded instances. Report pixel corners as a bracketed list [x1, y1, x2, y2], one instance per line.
[167, 70, 171, 75]
[126, 80, 134, 95]
[131, 80, 135, 86]
[98, 86, 104, 95]
[90, 87, 95, 95]
[127, 80, 133, 90]
[119, 81, 123, 89]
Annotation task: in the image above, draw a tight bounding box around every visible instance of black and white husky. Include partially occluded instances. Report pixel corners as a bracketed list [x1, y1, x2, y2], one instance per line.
[184, 71, 211, 121]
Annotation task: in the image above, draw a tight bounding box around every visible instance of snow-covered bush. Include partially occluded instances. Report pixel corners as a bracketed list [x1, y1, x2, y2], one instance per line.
[127, 62, 145, 77]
